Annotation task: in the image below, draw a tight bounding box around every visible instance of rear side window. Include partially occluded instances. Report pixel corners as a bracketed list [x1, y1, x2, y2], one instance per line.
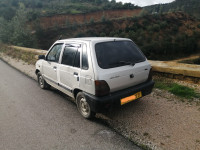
[95, 41, 146, 69]
[61, 47, 77, 66]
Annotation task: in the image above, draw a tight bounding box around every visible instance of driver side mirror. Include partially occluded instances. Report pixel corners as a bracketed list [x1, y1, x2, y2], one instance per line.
[38, 55, 45, 60]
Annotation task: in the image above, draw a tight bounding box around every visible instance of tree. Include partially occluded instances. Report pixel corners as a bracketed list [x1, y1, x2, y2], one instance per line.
[0, 17, 13, 43]
[159, 5, 163, 14]
[111, 0, 116, 4]
[10, 3, 36, 47]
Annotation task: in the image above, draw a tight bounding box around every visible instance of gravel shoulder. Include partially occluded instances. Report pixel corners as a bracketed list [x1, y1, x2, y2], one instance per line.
[1, 53, 200, 150]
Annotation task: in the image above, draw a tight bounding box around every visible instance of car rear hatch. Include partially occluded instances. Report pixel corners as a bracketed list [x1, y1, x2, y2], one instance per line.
[95, 40, 151, 93]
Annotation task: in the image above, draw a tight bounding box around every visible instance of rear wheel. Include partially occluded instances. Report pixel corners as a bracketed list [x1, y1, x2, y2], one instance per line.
[76, 92, 95, 119]
[37, 72, 50, 89]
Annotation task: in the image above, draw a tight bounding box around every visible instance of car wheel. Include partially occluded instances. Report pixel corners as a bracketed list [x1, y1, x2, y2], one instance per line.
[76, 92, 95, 119]
[37, 72, 50, 89]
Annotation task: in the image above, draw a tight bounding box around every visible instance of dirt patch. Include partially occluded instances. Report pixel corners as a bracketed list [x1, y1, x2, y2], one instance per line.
[99, 89, 200, 150]
[10, 46, 47, 54]
[174, 54, 200, 63]
[39, 9, 142, 29]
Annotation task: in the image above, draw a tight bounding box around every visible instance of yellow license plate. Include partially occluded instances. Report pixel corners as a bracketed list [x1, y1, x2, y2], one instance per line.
[121, 91, 142, 105]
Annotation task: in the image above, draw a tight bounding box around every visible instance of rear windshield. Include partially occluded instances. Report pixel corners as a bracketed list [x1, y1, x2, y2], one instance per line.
[95, 41, 146, 69]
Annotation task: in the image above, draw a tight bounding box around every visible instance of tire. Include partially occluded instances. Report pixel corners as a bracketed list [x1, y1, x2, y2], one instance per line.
[76, 92, 95, 119]
[37, 72, 50, 89]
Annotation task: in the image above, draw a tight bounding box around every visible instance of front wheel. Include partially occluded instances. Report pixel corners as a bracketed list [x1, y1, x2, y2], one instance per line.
[76, 92, 95, 119]
[37, 72, 50, 89]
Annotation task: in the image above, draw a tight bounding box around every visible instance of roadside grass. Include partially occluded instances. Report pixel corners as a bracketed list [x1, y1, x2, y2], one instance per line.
[0, 43, 37, 65]
[154, 79, 200, 100]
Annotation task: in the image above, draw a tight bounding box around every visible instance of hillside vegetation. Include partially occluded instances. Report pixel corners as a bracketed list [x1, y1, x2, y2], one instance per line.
[0, 0, 139, 21]
[36, 12, 200, 60]
[0, 0, 139, 48]
[145, 0, 200, 19]
[0, 0, 200, 61]
[38, 9, 142, 29]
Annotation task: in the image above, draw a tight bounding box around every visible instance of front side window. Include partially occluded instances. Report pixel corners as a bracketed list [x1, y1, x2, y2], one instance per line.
[95, 41, 146, 69]
[46, 44, 63, 62]
[61, 46, 78, 66]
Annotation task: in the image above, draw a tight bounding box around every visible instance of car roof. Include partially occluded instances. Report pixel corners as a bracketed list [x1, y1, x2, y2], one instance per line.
[57, 37, 131, 43]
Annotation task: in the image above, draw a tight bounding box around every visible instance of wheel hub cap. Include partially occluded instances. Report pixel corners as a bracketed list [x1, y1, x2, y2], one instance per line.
[80, 98, 89, 116]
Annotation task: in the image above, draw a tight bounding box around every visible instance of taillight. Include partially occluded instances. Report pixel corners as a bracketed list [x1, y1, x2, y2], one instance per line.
[148, 68, 153, 81]
[95, 80, 110, 97]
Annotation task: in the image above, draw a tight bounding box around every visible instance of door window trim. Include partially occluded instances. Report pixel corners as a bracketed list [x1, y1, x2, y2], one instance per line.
[81, 44, 89, 70]
[60, 43, 82, 68]
[73, 48, 81, 68]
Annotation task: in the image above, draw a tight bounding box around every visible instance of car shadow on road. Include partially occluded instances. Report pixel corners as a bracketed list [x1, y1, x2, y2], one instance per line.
[101, 99, 147, 118]
[46, 87, 150, 128]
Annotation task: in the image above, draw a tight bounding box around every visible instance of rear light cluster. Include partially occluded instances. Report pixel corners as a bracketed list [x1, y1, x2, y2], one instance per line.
[95, 80, 110, 97]
[148, 68, 153, 81]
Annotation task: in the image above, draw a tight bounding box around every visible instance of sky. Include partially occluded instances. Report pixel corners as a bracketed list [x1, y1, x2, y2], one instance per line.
[115, 0, 175, 7]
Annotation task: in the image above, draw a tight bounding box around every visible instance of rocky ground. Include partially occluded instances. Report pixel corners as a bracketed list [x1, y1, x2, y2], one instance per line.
[0, 53, 200, 150]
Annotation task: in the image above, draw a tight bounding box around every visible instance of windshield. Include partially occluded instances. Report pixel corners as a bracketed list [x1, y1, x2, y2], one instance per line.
[95, 41, 146, 69]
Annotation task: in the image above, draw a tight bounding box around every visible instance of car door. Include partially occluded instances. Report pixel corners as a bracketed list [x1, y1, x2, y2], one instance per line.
[58, 44, 81, 95]
[42, 43, 63, 87]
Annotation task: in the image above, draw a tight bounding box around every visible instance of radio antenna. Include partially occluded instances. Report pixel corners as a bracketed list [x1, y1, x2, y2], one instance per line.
[58, 35, 62, 40]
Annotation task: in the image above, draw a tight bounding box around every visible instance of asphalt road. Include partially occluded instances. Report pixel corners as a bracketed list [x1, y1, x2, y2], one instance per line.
[0, 60, 141, 150]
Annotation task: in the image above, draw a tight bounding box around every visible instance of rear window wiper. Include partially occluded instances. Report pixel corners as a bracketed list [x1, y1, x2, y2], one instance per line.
[119, 61, 135, 66]
[109, 61, 135, 67]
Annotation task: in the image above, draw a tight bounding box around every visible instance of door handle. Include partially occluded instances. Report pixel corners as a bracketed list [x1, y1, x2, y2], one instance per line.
[74, 72, 78, 76]
[53, 66, 57, 70]
[73, 72, 79, 81]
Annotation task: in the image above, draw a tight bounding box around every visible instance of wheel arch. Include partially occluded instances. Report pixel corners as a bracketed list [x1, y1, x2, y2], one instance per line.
[73, 88, 82, 99]
[35, 69, 40, 75]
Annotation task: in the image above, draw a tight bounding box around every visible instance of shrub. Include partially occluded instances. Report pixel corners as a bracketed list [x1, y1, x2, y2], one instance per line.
[89, 18, 94, 24]
[160, 21, 167, 29]
[100, 32, 106, 37]
[152, 24, 160, 32]
[101, 15, 106, 22]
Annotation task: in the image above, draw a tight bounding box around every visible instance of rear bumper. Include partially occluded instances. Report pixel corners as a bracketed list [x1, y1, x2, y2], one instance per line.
[84, 80, 155, 113]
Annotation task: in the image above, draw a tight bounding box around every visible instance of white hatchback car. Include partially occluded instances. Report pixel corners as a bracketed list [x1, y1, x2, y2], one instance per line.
[35, 37, 154, 118]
